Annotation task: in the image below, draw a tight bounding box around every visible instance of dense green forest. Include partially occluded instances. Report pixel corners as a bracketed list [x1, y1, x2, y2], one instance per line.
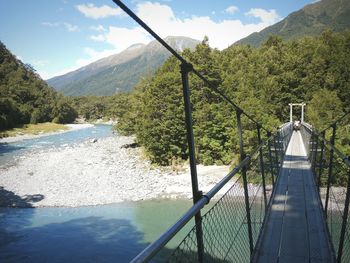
[112, 31, 350, 166]
[0, 41, 77, 130]
[2, 32, 349, 167]
[71, 94, 131, 121]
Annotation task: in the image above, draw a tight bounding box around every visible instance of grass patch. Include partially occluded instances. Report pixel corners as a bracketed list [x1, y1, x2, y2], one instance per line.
[0, 122, 68, 138]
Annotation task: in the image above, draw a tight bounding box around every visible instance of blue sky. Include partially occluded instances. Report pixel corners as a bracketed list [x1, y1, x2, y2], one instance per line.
[0, 0, 317, 80]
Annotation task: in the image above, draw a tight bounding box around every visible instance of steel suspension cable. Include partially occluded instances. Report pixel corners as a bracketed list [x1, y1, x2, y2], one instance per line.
[112, 0, 271, 134]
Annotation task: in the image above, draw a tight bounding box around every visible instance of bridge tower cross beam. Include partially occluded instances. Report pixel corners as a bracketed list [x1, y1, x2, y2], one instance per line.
[289, 102, 306, 123]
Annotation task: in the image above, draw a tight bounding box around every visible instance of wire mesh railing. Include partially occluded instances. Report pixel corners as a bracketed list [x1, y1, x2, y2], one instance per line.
[300, 123, 350, 263]
[110, 2, 295, 262]
[130, 123, 292, 262]
[169, 124, 292, 263]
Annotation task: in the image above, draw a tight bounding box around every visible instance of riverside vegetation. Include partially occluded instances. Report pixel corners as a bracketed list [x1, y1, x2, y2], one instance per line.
[1, 32, 350, 169]
[112, 32, 350, 166]
[0, 41, 77, 132]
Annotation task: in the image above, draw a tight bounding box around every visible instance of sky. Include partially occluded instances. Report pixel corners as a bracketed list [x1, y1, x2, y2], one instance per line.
[0, 0, 318, 80]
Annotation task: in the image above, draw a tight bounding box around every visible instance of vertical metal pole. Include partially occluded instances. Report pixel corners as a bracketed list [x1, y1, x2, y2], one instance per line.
[273, 133, 280, 170]
[236, 110, 254, 255]
[318, 131, 326, 188]
[325, 124, 337, 217]
[278, 131, 283, 161]
[257, 125, 268, 211]
[310, 133, 315, 162]
[301, 103, 305, 123]
[312, 134, 319, 184]
[267, 132, 275, 185]
[312, 134, 319, 172]
[289, 103, 293, 123]
[180, 63, 204, 262]
[337, 165, 350, 263]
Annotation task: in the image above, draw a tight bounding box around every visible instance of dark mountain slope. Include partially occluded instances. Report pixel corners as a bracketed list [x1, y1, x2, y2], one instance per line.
[236, 0, 350, 47]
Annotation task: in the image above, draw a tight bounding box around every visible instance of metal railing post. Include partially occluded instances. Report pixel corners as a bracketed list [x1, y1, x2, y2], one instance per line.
[277, 131, 282, 161]
[273, 133, 280, 171]
[318, 131, 326, 188]
[312, 134, 319, 180]
[267, 131, 275, 185]
[337, 163, 350, 263]
[310, 133, 315, 163]
[180, 62, 204, 262]
[257, 125, 268, 211]
[236, 110, 254, 255]
[325, 123, 337, 217]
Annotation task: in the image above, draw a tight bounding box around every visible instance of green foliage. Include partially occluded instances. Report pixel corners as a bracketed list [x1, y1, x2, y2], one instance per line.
[114, 32, 350, 166]
[0, 41, 77, 130]
[308, 89, 343, 130]
[237, 0, 350, 47]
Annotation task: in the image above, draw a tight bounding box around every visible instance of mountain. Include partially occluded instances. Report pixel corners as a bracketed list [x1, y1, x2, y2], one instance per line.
[47, 36, 199, 96]
[236, 0, 350, 47]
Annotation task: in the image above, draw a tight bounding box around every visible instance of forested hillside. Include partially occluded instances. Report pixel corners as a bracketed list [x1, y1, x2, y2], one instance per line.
[114, 32, 350, 166]
[0, 41, 77, 130]
[237, 0, 350, 47]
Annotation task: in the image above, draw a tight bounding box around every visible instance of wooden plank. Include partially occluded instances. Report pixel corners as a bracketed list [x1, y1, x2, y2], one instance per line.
[254, 131, 333, 263]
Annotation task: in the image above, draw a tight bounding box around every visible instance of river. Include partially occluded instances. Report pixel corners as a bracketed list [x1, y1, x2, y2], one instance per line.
[0, 125, 194, 262]
[0, 124, 113, 166]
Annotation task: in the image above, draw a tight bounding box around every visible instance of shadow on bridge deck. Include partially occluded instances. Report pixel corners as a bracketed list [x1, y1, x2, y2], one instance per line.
[253, 131, 334, 263]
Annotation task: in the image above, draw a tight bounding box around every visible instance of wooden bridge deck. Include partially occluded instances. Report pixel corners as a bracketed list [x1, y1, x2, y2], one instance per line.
[254, 131, 334, 263]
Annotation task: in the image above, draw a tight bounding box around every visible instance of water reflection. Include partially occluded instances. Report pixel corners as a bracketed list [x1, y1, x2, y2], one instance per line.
[0, 200, 193, 262]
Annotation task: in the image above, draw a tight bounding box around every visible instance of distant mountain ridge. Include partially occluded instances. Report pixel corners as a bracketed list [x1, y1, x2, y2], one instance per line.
[236, 0, 350, 47]
[47, 36, 199, 96]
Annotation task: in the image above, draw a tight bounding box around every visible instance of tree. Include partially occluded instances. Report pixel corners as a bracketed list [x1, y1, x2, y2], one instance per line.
[307, 89, 344, 130]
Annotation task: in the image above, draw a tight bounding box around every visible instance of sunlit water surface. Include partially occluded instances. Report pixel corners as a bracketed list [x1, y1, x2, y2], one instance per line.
[0, 125, 194, 262]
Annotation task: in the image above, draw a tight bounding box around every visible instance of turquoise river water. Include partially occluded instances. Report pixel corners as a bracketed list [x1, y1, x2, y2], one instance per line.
[0, 125, 194, 262]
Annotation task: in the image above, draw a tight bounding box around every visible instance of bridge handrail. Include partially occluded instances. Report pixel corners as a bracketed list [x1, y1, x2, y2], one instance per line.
[130, 123, 293, 262]
[319, 110, 350, 134]
[301, 124, 350, 167]
[300, 123, 350, 263]
[130, 155, 251, 263]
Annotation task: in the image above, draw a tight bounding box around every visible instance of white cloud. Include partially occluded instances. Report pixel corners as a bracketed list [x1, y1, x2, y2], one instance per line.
[50, 2, 282, 79]
[37, 70, 51, 80]
[103, 26, 151, 51]
[42, 22, 60, 27]
[42, 22, 79, 32]
[225, 5, 238, 14]
[90, 34, 106, 42]
[76, 3, 123, 19]
[131, 2, 280, 50]
[85, 2, 282, 54]
[90, 25, 106, 32]
[246, 8, 280, 24]
[76, 47, 119, 66]
[64, 23, 79, 32]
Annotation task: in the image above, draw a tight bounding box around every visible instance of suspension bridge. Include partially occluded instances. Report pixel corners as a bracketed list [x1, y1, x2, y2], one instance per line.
[112, 1, 350, 262]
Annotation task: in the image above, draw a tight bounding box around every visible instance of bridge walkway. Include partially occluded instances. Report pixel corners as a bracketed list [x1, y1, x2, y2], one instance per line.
[254, 131, 333, 263]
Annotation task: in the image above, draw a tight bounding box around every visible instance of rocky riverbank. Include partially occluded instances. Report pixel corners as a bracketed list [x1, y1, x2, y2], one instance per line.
[0, 135, 231, 207]
[0, 123, 94, 143]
